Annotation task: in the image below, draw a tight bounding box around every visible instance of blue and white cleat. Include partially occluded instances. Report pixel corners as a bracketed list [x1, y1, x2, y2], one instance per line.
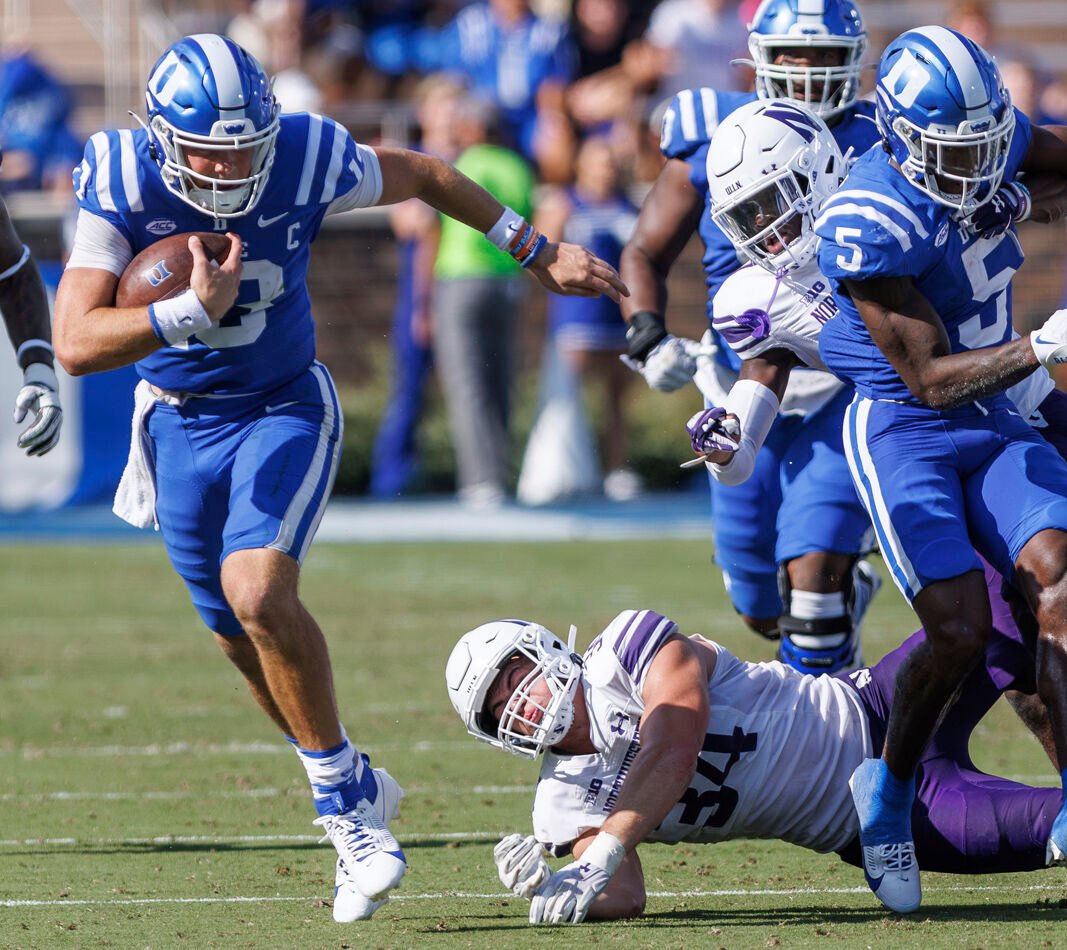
[316, 767, 407, 904]
[849, 758, 921, 914]
[1046, 801, 1067, 866]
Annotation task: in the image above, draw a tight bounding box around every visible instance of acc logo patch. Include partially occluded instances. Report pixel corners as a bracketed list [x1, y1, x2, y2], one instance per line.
[146, 219, 178, 236]
[935, 221, 950, 247]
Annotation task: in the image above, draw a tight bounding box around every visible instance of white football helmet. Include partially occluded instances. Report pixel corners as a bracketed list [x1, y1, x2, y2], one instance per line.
[445, 619, 582, 759]
[707, 98, 846, 272]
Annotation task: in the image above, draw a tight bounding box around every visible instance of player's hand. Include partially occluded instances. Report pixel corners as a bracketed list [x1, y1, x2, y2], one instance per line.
[13, 362, 62, 456]
[620, 336, 714, 392]
[685, 406, 741, 466]
[1031, 309, 1067, 368]
[529, 832, 625, 924]
[189, 232, 243, 320]
[526, 241, 629, 303]
[967, 181, 1031, 239]
[493, 833, 550, 900]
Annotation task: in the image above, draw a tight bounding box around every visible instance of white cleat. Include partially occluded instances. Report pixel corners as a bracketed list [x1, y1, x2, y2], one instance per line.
[1047, 836, 1067, 866]
[858, 841, 922, 914]
[314, 768, 407, 902]
[332, 857, 390, 921]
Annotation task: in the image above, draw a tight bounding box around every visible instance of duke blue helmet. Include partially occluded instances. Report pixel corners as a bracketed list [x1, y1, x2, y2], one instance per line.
[875, 25, 1014, 215]
[445, 619, 582, 759]
[144, 34, 280, 219]
[747, 0, 867, 119]
[708, 99, 847, 272]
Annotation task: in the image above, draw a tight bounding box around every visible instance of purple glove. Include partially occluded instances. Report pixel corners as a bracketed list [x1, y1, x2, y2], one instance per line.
[686, 406, 741, 457]
[968, 181, 1031, 239]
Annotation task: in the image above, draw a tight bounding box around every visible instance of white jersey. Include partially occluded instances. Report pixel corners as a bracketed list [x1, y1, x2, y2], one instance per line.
[709, 258, 1055, 422]
[532, 611, 872, 858]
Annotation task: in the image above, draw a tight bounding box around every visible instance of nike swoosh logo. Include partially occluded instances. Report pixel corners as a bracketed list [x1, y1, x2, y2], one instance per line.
[1035, 335, 1062, 347]
[264, 400, 300, 414]
[258, 212, 287, 227]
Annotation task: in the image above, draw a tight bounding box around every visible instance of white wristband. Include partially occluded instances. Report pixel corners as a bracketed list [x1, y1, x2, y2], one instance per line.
[1031, 329, 1067, 368]
[583, 831, 626, 875]
[148, 289, 213, 346]
[23, 362, 58, 390]
[486, 206, 528, 251]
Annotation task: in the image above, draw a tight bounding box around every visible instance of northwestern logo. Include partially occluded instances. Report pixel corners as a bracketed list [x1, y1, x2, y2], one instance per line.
[763, 104, 820, 142]
[147, 261, 174, 287]
[146, 219, 177, 236]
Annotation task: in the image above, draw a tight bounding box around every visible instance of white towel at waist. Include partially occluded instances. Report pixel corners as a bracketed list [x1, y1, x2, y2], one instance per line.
[113, 379, 159, 529]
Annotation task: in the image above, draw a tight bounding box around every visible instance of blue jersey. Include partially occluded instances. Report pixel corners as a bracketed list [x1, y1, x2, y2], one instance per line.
[439, 4, 575, 160]
[815, 108, 1033, 406]
[72, 113, 376, 396]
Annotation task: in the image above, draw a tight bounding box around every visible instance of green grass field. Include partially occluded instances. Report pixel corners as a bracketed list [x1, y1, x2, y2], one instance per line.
[2, 539, 1066, 949]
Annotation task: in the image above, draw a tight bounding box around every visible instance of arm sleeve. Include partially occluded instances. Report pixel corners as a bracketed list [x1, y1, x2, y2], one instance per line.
[325, 143, 383, 215]
[64, 208, 134, 275]
[709, 378, 780, 486]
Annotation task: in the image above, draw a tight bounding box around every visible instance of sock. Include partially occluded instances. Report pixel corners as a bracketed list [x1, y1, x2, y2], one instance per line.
[289, 728, 367, 817]
[854, 758, 915, 845]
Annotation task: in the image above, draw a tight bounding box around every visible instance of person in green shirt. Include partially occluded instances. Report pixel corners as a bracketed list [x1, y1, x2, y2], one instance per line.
[433, 95, 538, 506]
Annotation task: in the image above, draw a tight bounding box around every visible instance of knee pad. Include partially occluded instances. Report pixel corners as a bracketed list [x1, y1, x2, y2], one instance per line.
[777, 564, 860, 675]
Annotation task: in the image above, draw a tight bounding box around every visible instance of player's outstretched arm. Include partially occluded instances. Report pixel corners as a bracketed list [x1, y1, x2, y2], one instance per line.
[0, 197, 63, 455]
[844, 274, 1042, 410]
[530, 633, 713, 924]
[372, 147, 628, 302]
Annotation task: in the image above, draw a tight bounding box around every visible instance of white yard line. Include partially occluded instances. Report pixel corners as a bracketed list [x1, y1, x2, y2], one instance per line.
[3, 882, 1066, 909]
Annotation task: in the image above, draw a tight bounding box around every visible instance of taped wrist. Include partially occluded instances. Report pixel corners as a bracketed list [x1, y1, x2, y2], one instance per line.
[583, 831, 626, 875]
[625, 310, 668, 361]
[147, 289, 212, 346]
[1011, 181, 1032, 222]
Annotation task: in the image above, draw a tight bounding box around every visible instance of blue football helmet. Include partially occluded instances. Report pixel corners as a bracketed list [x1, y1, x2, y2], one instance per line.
[144, 34, 280, 219]
[875, 25, 1014, 215]
[747, 0, 867, 119]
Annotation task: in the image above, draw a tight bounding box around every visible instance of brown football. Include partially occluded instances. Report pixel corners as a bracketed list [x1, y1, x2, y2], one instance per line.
[115, 232, 233, 308]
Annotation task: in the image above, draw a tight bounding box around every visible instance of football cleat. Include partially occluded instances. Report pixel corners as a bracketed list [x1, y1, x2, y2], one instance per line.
[315, 766, 407, 902]
[1046, 801, 1067, 866]
[849, 758, 921, 914]
[332, 857, 390, 922]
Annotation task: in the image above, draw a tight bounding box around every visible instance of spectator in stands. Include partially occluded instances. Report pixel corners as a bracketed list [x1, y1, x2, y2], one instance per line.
[432, 94, 536, 507]
[643, 0, 750, 99]
[0, 48, 82, 196]
[521, 135, 642, 503]
[438, 0, 577, 182]
[371, 74, 463, 498]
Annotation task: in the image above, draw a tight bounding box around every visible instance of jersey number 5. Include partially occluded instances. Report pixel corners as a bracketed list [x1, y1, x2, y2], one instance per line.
[677, 726, 758, 828]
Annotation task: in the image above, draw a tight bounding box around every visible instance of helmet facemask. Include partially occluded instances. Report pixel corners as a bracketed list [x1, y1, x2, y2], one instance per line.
[149, 111, 279, 219]
[888, 109, 1014, 216]
[749, 35, 867, 119]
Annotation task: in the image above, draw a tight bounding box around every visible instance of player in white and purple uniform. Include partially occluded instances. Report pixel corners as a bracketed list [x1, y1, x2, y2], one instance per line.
[814, 26, 1067, 914]
[51, 34, 626, 923]
[618, 0, 882, 669]
[445, 562, 1061, 924]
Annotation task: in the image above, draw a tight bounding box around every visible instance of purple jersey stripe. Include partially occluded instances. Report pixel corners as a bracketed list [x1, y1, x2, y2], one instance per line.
[614, 610, 677, 681]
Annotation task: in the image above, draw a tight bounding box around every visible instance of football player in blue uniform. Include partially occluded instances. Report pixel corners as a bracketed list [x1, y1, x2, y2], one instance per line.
[619, 0, 882, 675]
[51, 34, 626, 923]
[0, 152, 63, 456]
[815, 26, 1067, 915]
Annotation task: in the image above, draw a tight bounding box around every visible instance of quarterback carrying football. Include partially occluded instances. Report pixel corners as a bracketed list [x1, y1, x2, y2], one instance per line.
[52, 33, 626, 922]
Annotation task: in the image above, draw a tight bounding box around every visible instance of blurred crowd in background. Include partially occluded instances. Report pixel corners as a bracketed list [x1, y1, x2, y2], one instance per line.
[3, 0, 1067, 507]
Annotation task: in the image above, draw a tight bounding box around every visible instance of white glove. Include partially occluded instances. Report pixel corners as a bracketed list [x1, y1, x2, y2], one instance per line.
[528, 831, 625, 924]
[1032, 310, 1067, 369]
[620, 336, 715, 392]
[493, 833, 550, 899]
[13, 362, 62, 456]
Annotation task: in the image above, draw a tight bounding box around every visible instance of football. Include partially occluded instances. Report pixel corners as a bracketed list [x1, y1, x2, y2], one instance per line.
[115, 232, 233, 308]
